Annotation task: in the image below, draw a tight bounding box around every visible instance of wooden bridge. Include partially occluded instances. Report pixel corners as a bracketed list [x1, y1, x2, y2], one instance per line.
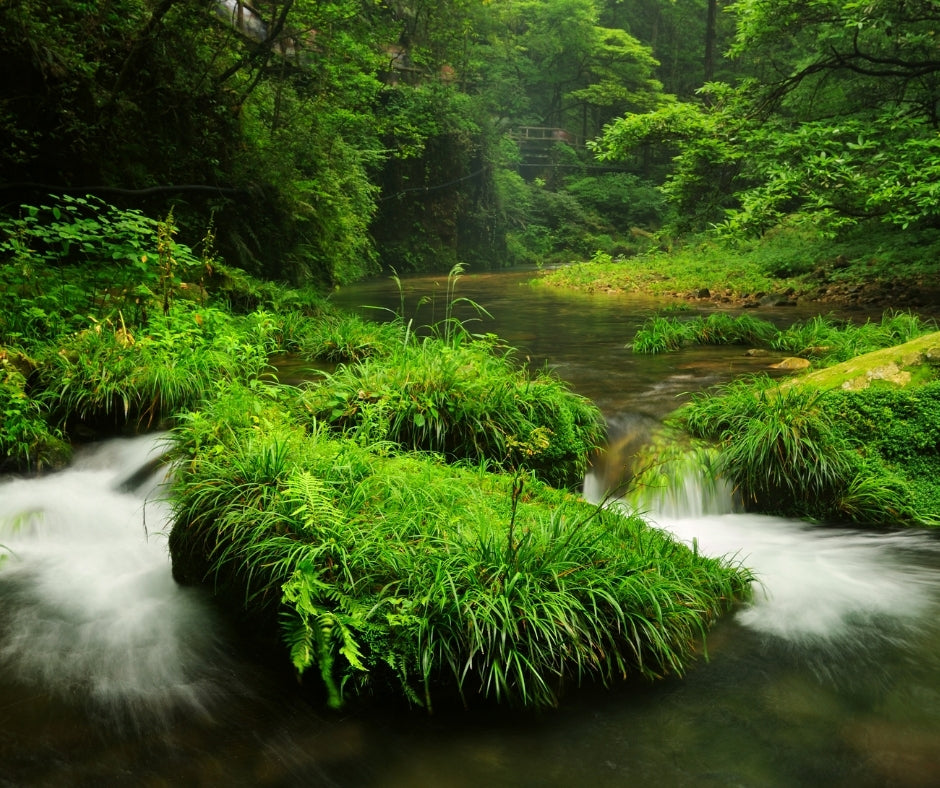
[510, 127, 582, 145]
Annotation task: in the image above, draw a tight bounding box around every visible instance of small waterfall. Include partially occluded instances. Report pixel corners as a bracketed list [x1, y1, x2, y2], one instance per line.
[0, 435, 225, 729]
[585, 416, 940, 653]
[584, 411, 739, 518]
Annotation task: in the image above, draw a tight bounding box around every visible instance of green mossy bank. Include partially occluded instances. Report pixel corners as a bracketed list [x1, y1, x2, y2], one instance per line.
[626, 315, 940, 527]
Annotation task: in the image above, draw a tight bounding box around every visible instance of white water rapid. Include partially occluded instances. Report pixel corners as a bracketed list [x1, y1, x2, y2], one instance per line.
[585, 461, 940, 654]
[0, 435, 224, 728]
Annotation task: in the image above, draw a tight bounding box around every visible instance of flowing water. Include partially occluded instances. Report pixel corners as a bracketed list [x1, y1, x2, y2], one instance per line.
[2, 270, 939, 786]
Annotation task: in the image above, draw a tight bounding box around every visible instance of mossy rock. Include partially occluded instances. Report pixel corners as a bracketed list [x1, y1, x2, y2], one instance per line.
[790, 331, 940, 392]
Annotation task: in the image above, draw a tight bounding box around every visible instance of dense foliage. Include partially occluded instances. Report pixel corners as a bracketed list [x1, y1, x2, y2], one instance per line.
[670, 333, 940, 526]
[299, 331, 602, 489]
[169, 382, 752, 710]
[0, 193, 759, 710]
[595, 1, 940, 251]
[1, 0, 745, 276]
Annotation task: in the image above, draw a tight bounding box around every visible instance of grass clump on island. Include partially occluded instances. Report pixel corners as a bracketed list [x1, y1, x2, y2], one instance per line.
[297, 328, 602, 490]
[663, 364, 940, 527]
[168, 383, 754, 711]
[630, 310, 935, 362]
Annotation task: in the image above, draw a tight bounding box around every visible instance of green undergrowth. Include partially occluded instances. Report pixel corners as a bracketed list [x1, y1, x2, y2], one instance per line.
[2, 195, 758, 713]
[535, 243, 803, 301]
[535, 224, 940, 307]
[297, 327, 603, 490]
[631, 310, 936, 366]
[0, 347, 71, 471]
[672, 374, 940, 526]
[168, 383, 753, 710]
[0, 195, 331, 470]
[36, 304, 279, 430]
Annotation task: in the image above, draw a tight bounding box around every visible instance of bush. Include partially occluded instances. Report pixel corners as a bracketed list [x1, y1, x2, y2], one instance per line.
[824, 382, 940, 525]
[0, 195, 211, 343]
[632, 310, 936, 369]
[631, 313, 778, 354]
[297, 328, 603, 489]
[677, 374, 940, 526]
[563, 173, 666, 229]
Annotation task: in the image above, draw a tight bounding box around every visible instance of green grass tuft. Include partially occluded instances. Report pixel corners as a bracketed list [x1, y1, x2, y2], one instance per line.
[168, 385, 754, 710]
[297, 328, 604, 489]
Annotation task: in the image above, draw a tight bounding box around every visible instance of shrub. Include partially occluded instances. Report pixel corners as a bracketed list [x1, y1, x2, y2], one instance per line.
[0, 195, 211, 343]
[632, 310, 936, 371]
[296, 312, 404, 363]
[677, 374, 940, 526]
[563, 172, 666, 229]
[771, 311, 936, 363]
[823, 382, 940, 525]
[296, 329, 603, 489]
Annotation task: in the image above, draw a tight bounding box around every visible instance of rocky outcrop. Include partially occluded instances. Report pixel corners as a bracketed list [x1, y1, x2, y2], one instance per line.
[792, 332, 940, 391]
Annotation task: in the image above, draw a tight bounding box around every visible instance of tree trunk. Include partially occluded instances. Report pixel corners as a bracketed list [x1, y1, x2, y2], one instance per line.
[704, 0, 718, 83]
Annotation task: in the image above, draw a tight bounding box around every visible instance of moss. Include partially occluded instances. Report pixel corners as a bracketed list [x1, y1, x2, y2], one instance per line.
[787, 331, 940, 392]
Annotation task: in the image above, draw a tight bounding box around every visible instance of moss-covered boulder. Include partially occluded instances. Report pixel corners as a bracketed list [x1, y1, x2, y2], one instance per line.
[794, 331, 940, 391]
[673, 333, 940, 526]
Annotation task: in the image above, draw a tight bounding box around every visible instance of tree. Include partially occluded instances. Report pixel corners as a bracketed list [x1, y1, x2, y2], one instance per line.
[599, 0, 738, 97]
[0, 0, 391, 284]
[595, 0, 940, 235]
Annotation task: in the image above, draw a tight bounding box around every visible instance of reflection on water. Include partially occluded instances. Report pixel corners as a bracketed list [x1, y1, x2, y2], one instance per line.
[2, 271, 939, 787]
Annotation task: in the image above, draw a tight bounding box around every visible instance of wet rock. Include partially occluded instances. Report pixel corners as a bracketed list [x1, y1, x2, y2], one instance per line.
[769, 357, 811, 370]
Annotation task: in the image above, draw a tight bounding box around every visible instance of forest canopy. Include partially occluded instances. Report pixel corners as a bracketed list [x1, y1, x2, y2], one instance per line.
[595, 0, 940, 236]
[1, 0, 937, 283]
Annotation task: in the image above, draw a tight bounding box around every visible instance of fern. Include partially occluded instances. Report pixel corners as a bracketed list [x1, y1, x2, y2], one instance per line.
[286, 470, 342, 533]
[281, 565, 368, 708]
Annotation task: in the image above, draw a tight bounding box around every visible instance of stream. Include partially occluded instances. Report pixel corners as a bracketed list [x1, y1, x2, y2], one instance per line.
[1, 270, 938, 786]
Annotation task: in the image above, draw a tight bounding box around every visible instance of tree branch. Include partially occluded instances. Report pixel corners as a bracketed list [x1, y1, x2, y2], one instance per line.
[215, 0, 295, 87]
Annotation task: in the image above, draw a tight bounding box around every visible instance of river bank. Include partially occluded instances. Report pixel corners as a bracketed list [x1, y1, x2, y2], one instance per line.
[534, 238, 940, 313]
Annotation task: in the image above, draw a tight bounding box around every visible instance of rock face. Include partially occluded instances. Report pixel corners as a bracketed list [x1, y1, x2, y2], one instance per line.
[793, 332, 940, 392]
